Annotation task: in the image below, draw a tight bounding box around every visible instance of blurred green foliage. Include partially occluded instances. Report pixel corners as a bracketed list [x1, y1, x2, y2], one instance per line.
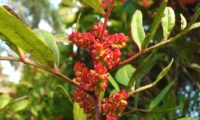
[0, 0, 200, 120]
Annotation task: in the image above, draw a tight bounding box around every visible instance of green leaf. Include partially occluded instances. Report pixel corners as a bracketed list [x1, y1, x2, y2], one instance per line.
[83, 0, 105, 14]
[0, 6, 55, 67]
[30, 106, 38, 117]
[0, 94, 11, 110]
[161, 7, 175, 40]
[108, 74, 120, 92]
[53, 34, 68, 42]
[34, 29, 60, 66]
[180, 14, 187, 30]
[76, 13, 82, 32]
[126, 50, 163, 91]
[190, 63, 200, 71]
[189, 22, 200, 30]
[131, 10, 146, 51]
[154, 59, 173, 84]
[53, 85, 73, 118]
[177, 117, 197, 120]
[100, 90, 105, 100]
[73, 102, 87, 120]
[61, 0, 78, 7]
[142, 0, 168, 48]
[187, 8, 200, 28]
[115, 64, 136, 86]
[10, 99, 29, 112]
[149, 81, 174, 109]
[109, 89, 118, 95]
[54, 85, 72, 103]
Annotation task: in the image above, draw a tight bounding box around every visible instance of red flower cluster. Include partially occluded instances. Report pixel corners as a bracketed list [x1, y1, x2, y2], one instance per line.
[71, 88, 95, 119]
[69, 23, 128, 70]
[102, 90, 129, 119]
[74, 61, 109, 95]
[70, 23, 129, 119]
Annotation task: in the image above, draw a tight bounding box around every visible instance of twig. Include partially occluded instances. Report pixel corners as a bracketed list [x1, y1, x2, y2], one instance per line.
[17, 47, 25, 61]
[0, 56, 83, 90]
[117, 29, 189, 68]
[0, 57, 20, 61]
[94, 95, 102, 120]
[99, 0, 116, 40]
[117, 7, 200, 68]
[94, 1, 117, 119]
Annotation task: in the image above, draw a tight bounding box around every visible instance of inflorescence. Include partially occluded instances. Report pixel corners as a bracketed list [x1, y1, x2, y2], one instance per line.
[70, 23, 129, 119]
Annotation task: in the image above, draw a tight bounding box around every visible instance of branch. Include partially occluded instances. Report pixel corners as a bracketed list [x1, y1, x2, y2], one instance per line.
[99, 0, 116, 40]
[0, 56, 83, 90]
[117, 29, 190, 68]
[17, 47, 25, 62]
[96, 1, 116, 120]
[0, 57, 20, 61]
[117, 7, 200, 68]
[94, 95, 102, 120]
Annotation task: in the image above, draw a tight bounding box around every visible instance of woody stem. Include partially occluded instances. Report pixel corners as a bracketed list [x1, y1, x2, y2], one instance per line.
[99, 0, 116, 40]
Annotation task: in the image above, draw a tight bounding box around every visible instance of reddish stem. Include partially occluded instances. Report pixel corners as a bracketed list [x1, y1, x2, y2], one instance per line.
[94, 95, 102, 120]
[99, 0, 116, 40]
[94, 1, 117, 120]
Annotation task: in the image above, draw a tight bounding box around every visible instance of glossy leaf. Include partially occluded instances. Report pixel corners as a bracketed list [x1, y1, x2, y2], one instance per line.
[189, 22, 200, 30]
[83, 0, 105, 14]
[0, 6, 55, 67]
[10, 99, 29, 112]
[115, 64, 136, 86]
[161, 7, 175, 40]
[149, 81, 174, 109]
[73, 102, 87, 120]
[131, 10, 146, 51]
[180, 14, 187, 30]
[142, 0, 168, 48]
[126, 50, 163, 91]
[108, 74, 120, 92]
[34, 29, 60, 66]
[0, 94, 11, 110]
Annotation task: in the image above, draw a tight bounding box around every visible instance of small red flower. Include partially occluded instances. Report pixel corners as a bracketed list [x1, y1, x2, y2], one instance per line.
[102, 90, 129, 118]
[72, 88, 95, 118]
[106, 115, 117, 120]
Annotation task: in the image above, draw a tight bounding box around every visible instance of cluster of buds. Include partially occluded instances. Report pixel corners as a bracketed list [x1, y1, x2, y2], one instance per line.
[74, 61, 109, 95]
[71, 88, 95, 119]
[70, 23, 129, 119]
[102, 90, 129, 119]
[69, 23, 128, 70]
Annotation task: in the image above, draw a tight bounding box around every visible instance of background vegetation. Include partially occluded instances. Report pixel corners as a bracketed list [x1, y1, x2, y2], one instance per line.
[0, 0, 199, 120]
